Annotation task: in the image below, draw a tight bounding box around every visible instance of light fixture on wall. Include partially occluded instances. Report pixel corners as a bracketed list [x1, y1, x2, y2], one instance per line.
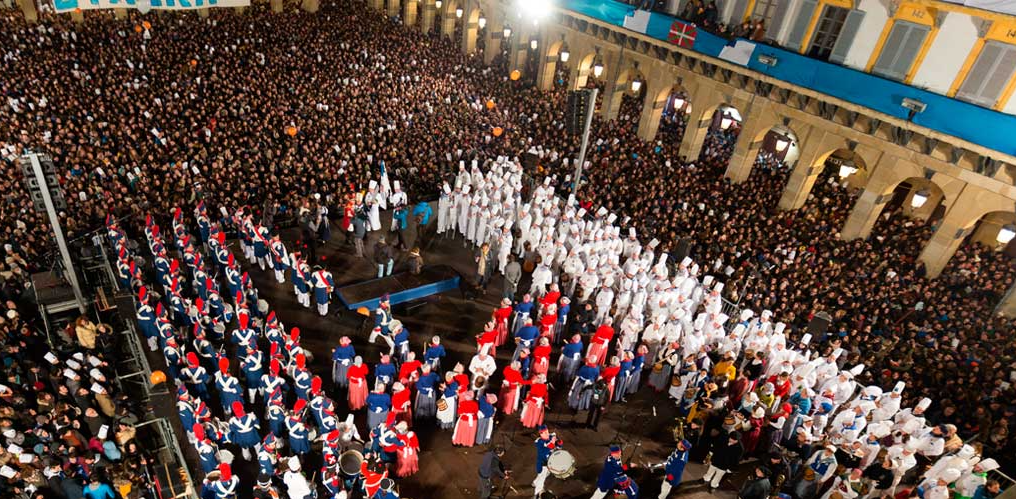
[720, 118, 733, 130]
[910, 189, 930, 209]
[435, 0, 442, 9]
[998, 224, 1016, 244]
[455, 7, 463, 18]
[530, 39, 538, 50]
[478, 16, 486, 29]
[838, 164, 858, 178]
[673, 98, 685, 109]
[631, 79, 642, 92]
[593, 61, 604, 78]
[503, 26, 512, 38]
[775, 138, 789, 152]
[560, 49, 570, 63]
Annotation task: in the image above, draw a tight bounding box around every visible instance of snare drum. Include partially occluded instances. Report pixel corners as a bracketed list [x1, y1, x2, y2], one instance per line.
[546, 449, 576, 479]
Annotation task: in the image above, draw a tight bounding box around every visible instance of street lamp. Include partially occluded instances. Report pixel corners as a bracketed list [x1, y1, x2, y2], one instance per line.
[775, 138, 789, 152]
[673, 98, 685, 109]
[998, 224, 1016, 244]
[503, 26, 512, 38]
[478, 16, 486, 29]
[838, 164, 858, 178]
[910, 189, 930, 209]
[455, 7, 463, 18]
[530, 39, 538, 50]
[435, 0, 441, 9]
[592, 62, 604, 78]
[560, 50, 570, 63]
[631, 79, 642, 92]
[720, 118, 732, 130]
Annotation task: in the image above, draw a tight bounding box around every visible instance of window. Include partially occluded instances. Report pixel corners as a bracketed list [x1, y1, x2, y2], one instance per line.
[807, 5, 849, 61]
[956, 41, 1016, 108]
[871, 21, 930, 81]
[752, 0, 780, 26]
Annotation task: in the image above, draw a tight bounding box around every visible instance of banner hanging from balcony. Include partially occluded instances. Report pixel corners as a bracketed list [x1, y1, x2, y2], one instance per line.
[53, 0, 250, 13]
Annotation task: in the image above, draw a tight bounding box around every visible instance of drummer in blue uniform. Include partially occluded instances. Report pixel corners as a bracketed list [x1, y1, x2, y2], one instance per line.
[229, 401, 261, 461]
[214, 358, 243, 413]
[208, 463, 238, 499]
[266, 390, 287, 437]
[310, 265, 335, 316]
[257, 433, 280, 477]
[193, 424, 219, 474]
[591, 445, 631, 499]
[532, 425, 559, 498]
[241, 346, 264, 404]
[286, 399, 312, 458]
[182, 352, 211, 400]
[512, 294, 535, 335]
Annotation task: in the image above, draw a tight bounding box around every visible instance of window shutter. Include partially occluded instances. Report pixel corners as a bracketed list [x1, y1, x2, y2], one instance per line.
[828, 9, 865, 64]
[730, 0, 750, 24]
[767, 0, 790, 41]
[786, 0, 818, 51]
[872, 21, 929, 81]
[958, 41, 1016, 107]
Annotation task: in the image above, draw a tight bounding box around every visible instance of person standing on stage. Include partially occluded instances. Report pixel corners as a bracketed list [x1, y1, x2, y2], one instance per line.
[310, 265, 334, 317]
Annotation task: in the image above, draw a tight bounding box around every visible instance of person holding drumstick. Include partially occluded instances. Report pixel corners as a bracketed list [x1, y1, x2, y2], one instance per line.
[533, 425, 559, 498]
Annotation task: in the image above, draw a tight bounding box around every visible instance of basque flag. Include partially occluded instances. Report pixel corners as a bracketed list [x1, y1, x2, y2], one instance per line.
[668, 20, 697, 48]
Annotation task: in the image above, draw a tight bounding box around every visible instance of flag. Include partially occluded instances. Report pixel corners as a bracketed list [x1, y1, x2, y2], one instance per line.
[668, 21, 697, 48]
[378, 160, 391, 210]
[623, 10, 651, 34]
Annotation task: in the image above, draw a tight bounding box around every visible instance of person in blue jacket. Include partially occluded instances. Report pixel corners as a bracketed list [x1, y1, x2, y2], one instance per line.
[532, 425, 559, 498]
[193, 424, 219, 474]
[424, 336, 446, 372]
[374, 355, 397, 390]
[331, 336, 356, 388]
[655, 439, 692, 498]
[240, 346, 264, 404]
[366, 384, 392, 429]
[591, 445, 630, 499]
[513, 318, 539, 363]
[286, 399, 312, 456]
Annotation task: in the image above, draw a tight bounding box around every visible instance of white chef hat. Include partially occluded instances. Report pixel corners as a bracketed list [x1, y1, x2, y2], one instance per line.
[892, 381, 906, 394]
[977, 459, 999, 472]
[800, 333, 812, 345]
[648, 238, 660, 249]
[940, 469, 962, 484]
[714, 282, 724, 293]
[740, 310, 754, 321]
[774, 322, 786, 335]
[916, 397, 932, 412]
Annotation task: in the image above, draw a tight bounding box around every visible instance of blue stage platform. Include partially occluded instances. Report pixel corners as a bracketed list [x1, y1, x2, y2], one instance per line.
[334, 265, 461, 311]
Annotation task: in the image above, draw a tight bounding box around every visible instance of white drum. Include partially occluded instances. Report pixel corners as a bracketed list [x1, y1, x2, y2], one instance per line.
[546, 449, 576, 479]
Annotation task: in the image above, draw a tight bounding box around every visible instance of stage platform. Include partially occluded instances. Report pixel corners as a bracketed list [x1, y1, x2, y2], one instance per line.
[334, 265, 461, 311]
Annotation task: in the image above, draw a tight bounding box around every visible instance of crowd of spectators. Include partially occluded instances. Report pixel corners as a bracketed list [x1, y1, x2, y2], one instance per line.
[0, 0, 1013, 481]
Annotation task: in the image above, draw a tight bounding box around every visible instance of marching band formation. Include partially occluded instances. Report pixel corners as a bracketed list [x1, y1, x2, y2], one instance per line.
[106, 152, 1002, 499]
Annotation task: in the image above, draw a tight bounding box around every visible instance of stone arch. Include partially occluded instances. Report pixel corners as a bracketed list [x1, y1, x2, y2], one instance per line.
[605, 65, 647, 120]
[461, 5, 482, 54]
[725, 123, 801, 188]
[652, 84, 693, 144]
[571, 50, 598, 91]
[697, 104, 743, 169]
[537, 38, 566, 91]
[968, 210, 1016, 251]
[439, 0, 459, 40]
